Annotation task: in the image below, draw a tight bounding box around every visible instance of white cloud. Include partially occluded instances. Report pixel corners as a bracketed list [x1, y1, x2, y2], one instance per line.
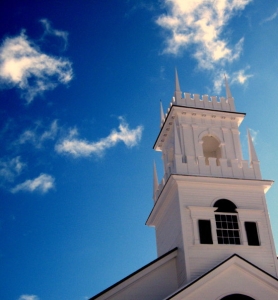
[231, 68, 253, 85]
[19, 120, 59, 147]
[11, 173, 55, 193]
[40, 19, 68, 50]
[0, 156, 25, 182]
[212, 67, 253, 94]
[156, 0, 251, 69]
[260, 8, 278, 24]
[18, 295, 39, 300]
[212, 71, 226, 94]
[55, 117, 143, 157]
[0, 26, 73, 103]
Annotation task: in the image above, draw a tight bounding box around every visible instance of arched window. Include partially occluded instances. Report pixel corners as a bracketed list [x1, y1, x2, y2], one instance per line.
[202, 135, 221, 166]
[214, 199, 240, 245]
[221, 294, 255, 300]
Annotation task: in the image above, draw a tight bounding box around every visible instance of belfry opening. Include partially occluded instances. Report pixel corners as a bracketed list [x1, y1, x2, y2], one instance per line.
[202, 135, 221, 166]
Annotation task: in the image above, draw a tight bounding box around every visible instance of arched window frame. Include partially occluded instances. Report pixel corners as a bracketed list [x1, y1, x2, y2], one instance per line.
[213, 199, 241, 245]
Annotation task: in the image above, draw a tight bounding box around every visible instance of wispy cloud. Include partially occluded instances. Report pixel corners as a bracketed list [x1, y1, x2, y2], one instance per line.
[212, 67, 253, 93]
[212, 70, 226, 94]
[260, 8, 278, 24]
[0, 21, 73, 103]
[11, 173, 55, 194]
[40, 19, 68, 50]
[0, 156, 25, 182]
[18, 295, 39, 300]
[156, 0, 251, 69]
[55, 117, 143, 157]
[125, 1, 156, 18]
[231, 68, 253, 85]
[19, 120, 59, 147]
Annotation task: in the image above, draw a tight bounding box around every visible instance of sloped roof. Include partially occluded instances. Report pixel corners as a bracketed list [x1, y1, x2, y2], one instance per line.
[90, 248, 178, 300]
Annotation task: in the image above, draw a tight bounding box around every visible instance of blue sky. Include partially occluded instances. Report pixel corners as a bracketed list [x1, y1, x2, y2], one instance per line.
[1, 1, 278, 299]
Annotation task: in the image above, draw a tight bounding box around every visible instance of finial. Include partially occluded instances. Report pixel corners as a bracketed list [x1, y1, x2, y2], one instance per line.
[247, 129, 258, 163]
[153, 161, 159, 201]
[174, 68, 182, 103]
[224, 74, 232, 99]
[160, 101, 165, 128]
[175, 68, 181, 92]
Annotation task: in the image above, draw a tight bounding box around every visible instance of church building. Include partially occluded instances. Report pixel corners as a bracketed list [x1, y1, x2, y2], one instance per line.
[90, 72, 278, 300]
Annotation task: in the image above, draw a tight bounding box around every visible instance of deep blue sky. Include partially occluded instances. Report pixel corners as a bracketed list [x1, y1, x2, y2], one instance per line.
[1, 1, 278, 300]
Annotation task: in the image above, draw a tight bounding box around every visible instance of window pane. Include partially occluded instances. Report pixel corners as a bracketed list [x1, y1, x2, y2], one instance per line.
[245, 222, 260, 246]
[216, 221, 221, 228]
[198, 220, 213, 244]
[232, 215, 237, 222]
[218, 237, 223, 244]
[215, 213, 240, 245]
[221, 215, 226, 221]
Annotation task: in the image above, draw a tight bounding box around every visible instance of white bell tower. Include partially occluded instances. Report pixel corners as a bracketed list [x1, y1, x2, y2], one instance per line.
[147, 71, 278, 287]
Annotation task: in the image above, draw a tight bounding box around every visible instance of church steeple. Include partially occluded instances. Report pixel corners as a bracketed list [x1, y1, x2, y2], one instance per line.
[147, 72, 278, 287]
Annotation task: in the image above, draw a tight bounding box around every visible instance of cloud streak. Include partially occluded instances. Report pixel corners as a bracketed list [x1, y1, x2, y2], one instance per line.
[0, 156, 25, 182]
[40, 19, 69, 50]
[0, 22, 73, 103]
[11, 174, 55, 194]
[260, 8, 278, 24]
[156, 0, 251, 70]
[18, 295, 39, 300]
[18, 120, 59, 147]
[55, 118, 143, 157]
[231, 68, 253, 85]
[213, 67, 253, 93]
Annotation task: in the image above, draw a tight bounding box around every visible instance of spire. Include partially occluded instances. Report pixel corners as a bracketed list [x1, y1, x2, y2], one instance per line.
[224, 74, 232, 99]
[175, 68, 181, 92]
[247, 129, 258, 163]
[160, 101, 165, 128]
[153, 161, 159, 201]
[174, 68, 182, 103]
